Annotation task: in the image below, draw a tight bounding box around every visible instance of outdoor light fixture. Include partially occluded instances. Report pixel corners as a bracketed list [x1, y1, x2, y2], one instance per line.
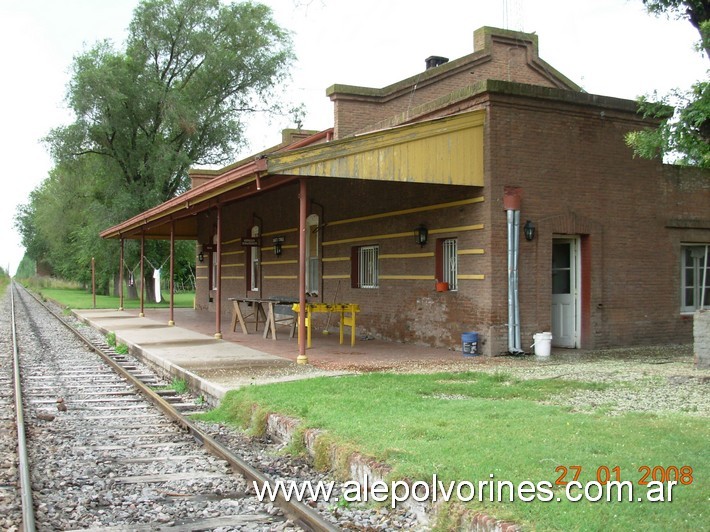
[524, 220, 535, 241]
[273, 236, 285, 256]
[415, 225, 428, 247]
[197, 244, 204, 263]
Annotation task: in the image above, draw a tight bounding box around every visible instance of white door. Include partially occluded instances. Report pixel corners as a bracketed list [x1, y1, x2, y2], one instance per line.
[551, 238, 579, 348]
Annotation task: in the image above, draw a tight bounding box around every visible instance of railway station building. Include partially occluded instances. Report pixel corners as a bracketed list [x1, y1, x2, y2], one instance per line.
[101, 26, 710, 358]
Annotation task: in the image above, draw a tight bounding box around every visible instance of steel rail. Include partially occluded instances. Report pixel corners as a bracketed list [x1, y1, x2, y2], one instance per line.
[10, 281, 37, 532]
[18, 284, 338, 532]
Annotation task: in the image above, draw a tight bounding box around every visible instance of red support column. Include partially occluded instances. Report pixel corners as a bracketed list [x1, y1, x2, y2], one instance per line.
[214, 204, 223, 339]
[169, 221, 175, 326]
[139, 232, 145, 318]
[297, 178, 308, 364]
[119, 238, 124, 311]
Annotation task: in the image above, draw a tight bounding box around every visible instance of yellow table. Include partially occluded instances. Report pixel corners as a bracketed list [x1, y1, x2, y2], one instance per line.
[292, 303, 360, 348]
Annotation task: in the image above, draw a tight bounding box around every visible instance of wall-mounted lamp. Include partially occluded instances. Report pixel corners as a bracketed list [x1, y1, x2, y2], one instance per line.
[197, 244, 204, 263]
[524, 220, 536, 241]
[273, 236, 284, 256]
[415, 225, 428, 247]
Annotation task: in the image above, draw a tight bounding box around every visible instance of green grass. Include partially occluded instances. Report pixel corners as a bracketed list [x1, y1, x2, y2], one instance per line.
[36, 287, 194, 309]
[171, 378, 189, 394]
[199, 372, 707, 530]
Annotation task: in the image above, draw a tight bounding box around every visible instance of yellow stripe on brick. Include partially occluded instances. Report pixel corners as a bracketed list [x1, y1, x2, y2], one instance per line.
[380, 252, 434, 259]
[261, 260, 298, 265]
[380, 275, 435, 280]
[458, 249, 485, 255]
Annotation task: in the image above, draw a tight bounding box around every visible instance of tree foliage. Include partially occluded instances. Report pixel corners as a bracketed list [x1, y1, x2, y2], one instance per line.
[627, 81, 710, 167]
[641, 0, 709, 57]
[47, 0, 293, 203]
[17, 0, 295, 297]
[627, 1, 710, 167]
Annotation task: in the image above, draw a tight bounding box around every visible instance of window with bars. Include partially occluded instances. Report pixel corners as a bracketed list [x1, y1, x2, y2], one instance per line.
[436, 238, 458, 291]
[681, 244, 709, 312]
[351, 245, 379, 288]
[442, 238, 458, 291]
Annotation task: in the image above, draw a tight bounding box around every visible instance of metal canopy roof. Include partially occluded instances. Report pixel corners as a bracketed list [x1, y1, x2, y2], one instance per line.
[100, 110, 485, 241]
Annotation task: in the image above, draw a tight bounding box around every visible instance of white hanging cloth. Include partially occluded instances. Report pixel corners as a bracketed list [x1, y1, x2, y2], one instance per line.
[153, 268, 161, 303]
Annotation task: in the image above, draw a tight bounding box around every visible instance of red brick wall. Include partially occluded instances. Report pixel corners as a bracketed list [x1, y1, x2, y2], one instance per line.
[486, 92, 710, 352]
[332, 33, 567, 139]
[195, 90, 709, 355]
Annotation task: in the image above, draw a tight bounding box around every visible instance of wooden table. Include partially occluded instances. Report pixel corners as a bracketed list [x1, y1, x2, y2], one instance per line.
[292, 303, 360, 348]
[228, 297, 297, 340]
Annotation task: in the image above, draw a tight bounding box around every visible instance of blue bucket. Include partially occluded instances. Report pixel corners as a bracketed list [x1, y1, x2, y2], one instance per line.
[461, 332, 479, 356]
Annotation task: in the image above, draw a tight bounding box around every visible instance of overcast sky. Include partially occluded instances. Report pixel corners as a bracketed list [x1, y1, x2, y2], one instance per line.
[0, 0, 706, 275]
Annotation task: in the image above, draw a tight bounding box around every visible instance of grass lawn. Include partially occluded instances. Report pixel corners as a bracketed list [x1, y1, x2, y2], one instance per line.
[200, 372, 707, 530]
[36, 287, 195, 309]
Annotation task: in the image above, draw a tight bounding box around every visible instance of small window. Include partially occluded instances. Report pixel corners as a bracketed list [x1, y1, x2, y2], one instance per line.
[249, 247, 260, 291]
[681, 244, 709, 312]
[436, 238, 458, 291]
[306, 214, 320, 295]
[351, 245, 379, 288]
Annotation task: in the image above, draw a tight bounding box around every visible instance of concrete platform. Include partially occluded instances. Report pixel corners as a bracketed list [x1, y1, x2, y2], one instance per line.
[73, 309, 350, 404]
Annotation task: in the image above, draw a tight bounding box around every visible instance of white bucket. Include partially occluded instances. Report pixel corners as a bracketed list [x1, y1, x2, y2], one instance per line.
[531, 332, 552, 357]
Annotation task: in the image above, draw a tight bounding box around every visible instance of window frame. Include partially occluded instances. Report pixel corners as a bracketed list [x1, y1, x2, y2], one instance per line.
[436, 237, 458, 291]
[351, 245, 379, 289]
[681, 243, 710, 313]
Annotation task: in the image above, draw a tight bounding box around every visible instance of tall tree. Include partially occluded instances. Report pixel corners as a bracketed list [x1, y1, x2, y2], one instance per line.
[20, 0, 295, 297]
[626, 1, 710, 167]
[48, 0, 294, 204]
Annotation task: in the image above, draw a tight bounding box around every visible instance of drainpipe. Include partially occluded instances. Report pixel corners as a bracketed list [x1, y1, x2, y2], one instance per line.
[504, 188, 524, 354]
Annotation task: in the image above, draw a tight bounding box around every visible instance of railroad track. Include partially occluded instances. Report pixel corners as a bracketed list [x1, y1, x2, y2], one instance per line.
[4, 281, 338, 531]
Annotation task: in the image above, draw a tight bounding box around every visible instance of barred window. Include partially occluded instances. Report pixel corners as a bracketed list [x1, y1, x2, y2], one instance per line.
[351, 245, 379, 289]
[442, 238, 458, 291]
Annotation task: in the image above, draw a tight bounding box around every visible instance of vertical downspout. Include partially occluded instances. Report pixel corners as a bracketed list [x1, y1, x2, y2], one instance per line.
[169, 221, 175, 326]
[119, 238, 124, 311]
[297, 178, 308, 364]
[512, 210, 522, 351]
[139, 232, 145, 318]
[214, 204, 223, 339]
[504, 187, 523, 354]
[506, 209, 515, 350]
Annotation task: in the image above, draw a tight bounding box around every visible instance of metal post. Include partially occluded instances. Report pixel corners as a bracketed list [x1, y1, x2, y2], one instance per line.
[169, 221, 175, 326]
[91, 257, 96, 309]
[297, 178, 308, 364]
[119, 238, 124, 311]
[139, 232, 145, 317]
[215, 204, 223, 339]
